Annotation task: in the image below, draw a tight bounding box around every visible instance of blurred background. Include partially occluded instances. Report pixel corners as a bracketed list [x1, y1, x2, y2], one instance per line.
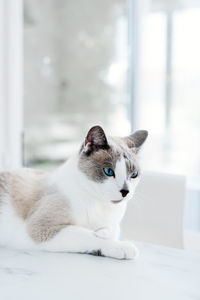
[0, 0, 200, 245]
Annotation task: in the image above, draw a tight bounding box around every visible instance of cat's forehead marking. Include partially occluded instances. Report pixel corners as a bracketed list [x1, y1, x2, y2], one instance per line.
[123, 153, 128, 159]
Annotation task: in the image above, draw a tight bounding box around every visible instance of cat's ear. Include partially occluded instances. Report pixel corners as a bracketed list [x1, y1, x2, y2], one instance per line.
[124, 130, 148, 152]
[82, 125, 109, 155]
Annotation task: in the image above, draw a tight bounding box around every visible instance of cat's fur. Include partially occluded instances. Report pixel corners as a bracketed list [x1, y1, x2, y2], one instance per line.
[0, 126, 148, 259]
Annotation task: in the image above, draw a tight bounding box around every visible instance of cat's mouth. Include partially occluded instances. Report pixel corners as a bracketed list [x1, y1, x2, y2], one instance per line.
[111, 199, 124, 204]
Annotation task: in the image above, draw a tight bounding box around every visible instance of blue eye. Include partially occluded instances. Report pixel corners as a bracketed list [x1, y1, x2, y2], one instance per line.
[103, 167, 115, 177]
[131, 171, 138, 179]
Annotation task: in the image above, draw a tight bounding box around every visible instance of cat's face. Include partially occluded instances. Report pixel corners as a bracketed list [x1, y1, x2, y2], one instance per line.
[78, 126, 148, 204]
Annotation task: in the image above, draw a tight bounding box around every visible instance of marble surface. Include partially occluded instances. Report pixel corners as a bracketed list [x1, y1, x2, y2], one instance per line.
[0, 242, 200, 300]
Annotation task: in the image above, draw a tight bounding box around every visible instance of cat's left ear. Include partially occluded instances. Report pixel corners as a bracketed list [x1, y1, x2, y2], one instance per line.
[124, 130, 148, 152]
[82, 125, 109, 155]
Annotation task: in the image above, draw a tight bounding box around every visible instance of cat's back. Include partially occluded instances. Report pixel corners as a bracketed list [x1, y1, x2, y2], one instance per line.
[0, 168, 47, 219]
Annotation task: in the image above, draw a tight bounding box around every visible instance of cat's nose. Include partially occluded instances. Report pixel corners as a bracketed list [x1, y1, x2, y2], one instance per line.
[120, 189, 129, 198]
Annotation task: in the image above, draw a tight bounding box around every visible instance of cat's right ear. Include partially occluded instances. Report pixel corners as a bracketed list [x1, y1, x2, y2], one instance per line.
[81, 125, 109, 155]
[124, 130, 148, 153]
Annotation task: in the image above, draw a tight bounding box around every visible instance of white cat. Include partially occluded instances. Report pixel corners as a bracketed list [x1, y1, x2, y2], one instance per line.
[0, 126, 148, 259]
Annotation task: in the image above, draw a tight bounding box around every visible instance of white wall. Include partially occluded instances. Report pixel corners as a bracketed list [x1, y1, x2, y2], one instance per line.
[0, 0, 23, 170]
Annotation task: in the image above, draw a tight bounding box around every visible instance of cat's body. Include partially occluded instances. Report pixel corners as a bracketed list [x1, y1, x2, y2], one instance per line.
[0, 126, 148, 259]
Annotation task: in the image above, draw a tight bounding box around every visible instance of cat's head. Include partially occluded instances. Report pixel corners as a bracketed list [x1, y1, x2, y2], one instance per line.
[78, 126, 148, 204]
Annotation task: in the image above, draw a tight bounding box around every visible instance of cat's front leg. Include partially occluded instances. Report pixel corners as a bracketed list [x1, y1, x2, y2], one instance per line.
[26, 197, 138, 259]
[94, 225, 120, 240]
[102, 240, 140, 260]
[94, 226, 139, 259]
[37, 225, 139, 260]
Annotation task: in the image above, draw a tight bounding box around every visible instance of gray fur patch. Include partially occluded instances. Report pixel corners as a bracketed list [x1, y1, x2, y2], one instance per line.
[124, 155, 139, 176]
[78, 147, 120, 182]
[27, 194, 73, 243]
[78, 136, 140, 182]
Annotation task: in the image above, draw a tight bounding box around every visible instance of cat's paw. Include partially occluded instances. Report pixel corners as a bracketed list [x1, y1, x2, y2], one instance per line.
[102, 241, 139, 260]
[94, 228, 112, 239]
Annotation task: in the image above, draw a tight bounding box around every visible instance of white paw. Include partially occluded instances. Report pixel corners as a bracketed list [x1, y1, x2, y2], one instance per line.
[102, 241, 140, 260]
[94, 228, 112, 240]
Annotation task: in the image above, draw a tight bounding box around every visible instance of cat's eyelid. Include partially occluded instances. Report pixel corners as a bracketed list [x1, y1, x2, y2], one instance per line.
[104, 164, 114, 169]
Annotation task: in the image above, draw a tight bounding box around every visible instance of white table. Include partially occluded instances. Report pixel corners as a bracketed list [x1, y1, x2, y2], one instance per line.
[0, 242, 199, 300]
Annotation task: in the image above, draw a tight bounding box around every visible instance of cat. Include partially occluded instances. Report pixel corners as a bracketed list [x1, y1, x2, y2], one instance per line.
[0, 125, 148, 259]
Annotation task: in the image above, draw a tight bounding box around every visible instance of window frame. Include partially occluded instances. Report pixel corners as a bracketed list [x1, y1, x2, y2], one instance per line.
[0, 0, 23, 170]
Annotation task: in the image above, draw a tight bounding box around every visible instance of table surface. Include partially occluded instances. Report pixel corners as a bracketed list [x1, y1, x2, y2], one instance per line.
[0, 242, 200, 300]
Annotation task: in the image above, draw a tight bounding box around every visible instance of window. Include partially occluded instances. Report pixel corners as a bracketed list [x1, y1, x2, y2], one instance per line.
[136, 4, 200, 232]
[24, 0, 130, 170]
[138, 8, 200, 182]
